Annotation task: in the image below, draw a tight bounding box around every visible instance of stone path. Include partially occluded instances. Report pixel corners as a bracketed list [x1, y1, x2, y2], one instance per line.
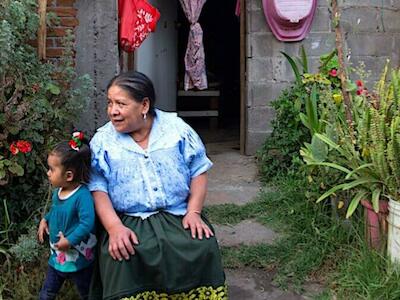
[205, 140, 321, 300]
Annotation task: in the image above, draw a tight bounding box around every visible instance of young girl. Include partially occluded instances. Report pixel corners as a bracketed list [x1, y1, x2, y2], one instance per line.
[37, 132, 96, 300]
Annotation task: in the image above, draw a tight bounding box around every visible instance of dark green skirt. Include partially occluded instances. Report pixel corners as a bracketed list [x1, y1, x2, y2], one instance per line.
[89, 212, 226, 300]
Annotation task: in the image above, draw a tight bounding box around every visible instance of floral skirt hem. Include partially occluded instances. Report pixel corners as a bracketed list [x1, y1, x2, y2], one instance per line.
[121, 285, 228, 300]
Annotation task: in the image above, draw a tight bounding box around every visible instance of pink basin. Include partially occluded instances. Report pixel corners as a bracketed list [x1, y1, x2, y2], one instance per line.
[262, 0, 317, 42]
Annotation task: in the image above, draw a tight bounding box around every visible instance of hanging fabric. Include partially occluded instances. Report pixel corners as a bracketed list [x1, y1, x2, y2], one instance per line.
[235, 0, 240, 17]
[119, 0, 161, 52]
[179, 0, 207, 90]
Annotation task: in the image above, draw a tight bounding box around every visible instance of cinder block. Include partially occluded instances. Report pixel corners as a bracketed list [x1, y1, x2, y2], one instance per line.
[250, 33, 274, 58]
[247, 106, 276, 132]
[382, 10, 400, 33]
[245, 130, 271, 155]
[249, 9, 270, 33]
[310, 7, 331, 32]
[250, 82, 291, 107]
[338, 0, 393, 8]
[272, 57, 296, 82]
[247, 0, 262, 11]
[349, 56, 391, 83]
[301, 33, 336, 56]
[345, 33, 394, 56]
[340, 7, 381, 33]
[247, 58, 273, 82]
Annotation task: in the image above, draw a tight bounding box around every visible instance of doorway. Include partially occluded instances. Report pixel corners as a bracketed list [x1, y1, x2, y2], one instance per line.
[176, 0, 241, 148]
[124, 0, 242, 150]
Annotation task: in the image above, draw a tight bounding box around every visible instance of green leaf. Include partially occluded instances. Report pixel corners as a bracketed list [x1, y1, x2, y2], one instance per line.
[346, 190, 368, 218]
[316, 183, 350, 203]
[281, 51, 302, 85]
[305, 84, 319, 135]
[299, 112, 310, 129]
[346, 80, 357, 92]
[46, 83, 61, 95]
[0, 113, 5, 124]
[344, 163, 374, 180]
[315, 133, 340, 150]
[0, 169, 5, 179]
[8, 163, 24, 176]
[310, 135, 328, 162]
[342, 178, 380, 191]
[300, 45, 308, 73]
[371, 189, 381, 213]
[308, 162, 351, 174]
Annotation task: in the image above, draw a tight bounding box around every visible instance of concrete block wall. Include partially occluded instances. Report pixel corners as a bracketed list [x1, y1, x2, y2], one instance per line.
[74, 0, 119, 134]
[245, 0, 400, 154]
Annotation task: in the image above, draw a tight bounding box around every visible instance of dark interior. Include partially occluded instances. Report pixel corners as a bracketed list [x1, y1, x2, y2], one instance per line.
[177, 0, 240, 142]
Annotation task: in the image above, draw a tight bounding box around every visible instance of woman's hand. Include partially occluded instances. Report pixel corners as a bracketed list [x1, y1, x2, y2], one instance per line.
[182, 211, 214, 240]
[107, 223, 139, 261]
[37, 218, 49, 243]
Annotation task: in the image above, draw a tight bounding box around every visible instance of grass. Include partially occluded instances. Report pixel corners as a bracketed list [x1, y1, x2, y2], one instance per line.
[206, 175, 361, 291]
[207, 174, 400, 298]
[332, 246, 400, 299]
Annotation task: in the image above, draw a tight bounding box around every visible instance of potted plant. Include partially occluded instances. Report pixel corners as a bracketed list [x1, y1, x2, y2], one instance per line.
[300, 64, 400, 251]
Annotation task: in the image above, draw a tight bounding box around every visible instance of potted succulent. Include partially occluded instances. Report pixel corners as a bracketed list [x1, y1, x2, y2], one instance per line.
[301, 64, 400, 252]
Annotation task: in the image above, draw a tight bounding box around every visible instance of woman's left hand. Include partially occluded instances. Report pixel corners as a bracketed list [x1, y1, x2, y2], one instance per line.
[182, 211, 214, 240]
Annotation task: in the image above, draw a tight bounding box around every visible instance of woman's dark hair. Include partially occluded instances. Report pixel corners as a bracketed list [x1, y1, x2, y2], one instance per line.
[107, 71, 156, 116]
[51, 138, 91, 184]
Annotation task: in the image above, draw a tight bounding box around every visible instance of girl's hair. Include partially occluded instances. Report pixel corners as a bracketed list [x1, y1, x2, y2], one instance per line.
[107, 71, 156, 116]
[51, 138, 91, 184]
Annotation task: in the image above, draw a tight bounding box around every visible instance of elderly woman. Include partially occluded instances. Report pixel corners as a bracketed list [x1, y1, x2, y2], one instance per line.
[88, 71, 226, 300]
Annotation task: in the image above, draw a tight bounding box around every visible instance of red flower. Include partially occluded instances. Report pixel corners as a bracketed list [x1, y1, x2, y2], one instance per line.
[9, 142, 19, 155]
[69, 139, 79, 150]
[72, 131, 84, 140]
[329, 69, 338, 77]
[356, 80, 363, 87]
[16, 140, 32, 153]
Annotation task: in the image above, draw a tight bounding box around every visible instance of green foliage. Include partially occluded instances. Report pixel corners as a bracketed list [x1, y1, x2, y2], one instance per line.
[333, 246, 400, 299]
[9, 226, 43, 264]
[0, 0, 92, 245]
[211, 175, 358, 290]
[257, 84, 310, 181]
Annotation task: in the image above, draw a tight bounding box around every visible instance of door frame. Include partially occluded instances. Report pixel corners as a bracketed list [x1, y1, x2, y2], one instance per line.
[240, 0, 247, 154]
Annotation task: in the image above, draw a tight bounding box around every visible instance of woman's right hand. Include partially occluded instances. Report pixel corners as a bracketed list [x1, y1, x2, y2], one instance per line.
[107, 223, 139, 261]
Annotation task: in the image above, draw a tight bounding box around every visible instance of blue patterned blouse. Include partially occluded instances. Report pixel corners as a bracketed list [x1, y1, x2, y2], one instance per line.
[88, 109, 213, 219]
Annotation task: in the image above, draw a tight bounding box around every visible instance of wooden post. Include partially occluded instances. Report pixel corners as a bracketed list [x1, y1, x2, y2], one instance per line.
[37, 0, 47, 60]
[331, 0, 354, 139]
[239, 0, 246, 155]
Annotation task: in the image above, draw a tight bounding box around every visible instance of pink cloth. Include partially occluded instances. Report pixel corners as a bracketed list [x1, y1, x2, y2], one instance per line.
[179, 0, 207, 90]
[235, 0, 240, 17]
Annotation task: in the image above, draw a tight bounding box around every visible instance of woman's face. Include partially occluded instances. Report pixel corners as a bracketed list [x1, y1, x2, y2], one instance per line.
[107, 85, 148, 133]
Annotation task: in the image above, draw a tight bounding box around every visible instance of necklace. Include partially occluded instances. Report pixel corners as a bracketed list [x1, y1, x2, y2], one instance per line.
[132, 128, 151, 143]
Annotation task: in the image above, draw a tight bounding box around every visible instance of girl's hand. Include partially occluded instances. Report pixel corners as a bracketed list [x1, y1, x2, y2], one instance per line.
[182, 211, 214, 240]
[55, 232, 70, 251]
[37, 219, 49, 243]
[107, 223, 139, 261]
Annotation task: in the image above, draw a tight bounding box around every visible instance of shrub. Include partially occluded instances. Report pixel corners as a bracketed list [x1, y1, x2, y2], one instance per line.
[0, 0, 92, 243]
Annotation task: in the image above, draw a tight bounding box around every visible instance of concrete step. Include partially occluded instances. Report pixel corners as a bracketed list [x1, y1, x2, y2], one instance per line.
[206, 184, 261, 206]
[214, 219, 279, 247]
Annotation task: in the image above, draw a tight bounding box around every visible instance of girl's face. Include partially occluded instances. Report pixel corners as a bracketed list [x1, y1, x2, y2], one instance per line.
[47, 153, 67, 188]
[107, 85, 149, 133]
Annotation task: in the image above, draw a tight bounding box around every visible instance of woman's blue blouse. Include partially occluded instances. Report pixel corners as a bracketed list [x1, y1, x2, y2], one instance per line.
[88, 109, 213, 219]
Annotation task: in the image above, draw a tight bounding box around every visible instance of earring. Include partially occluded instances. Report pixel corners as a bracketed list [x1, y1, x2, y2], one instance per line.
[143, 113, 147, 121]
